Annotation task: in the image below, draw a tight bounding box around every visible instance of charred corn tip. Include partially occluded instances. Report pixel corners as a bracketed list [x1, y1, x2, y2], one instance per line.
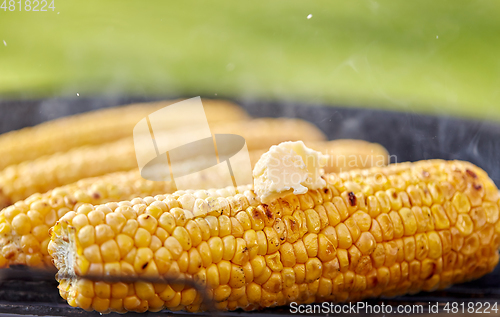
[49, 160, 500, 313]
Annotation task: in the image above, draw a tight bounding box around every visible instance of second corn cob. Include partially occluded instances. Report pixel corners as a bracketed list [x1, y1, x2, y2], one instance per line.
[0, 140, 388, 268]
[48, 159, 500, 313]
[0, 99, 248, 170]
[0, 118, 326, 208]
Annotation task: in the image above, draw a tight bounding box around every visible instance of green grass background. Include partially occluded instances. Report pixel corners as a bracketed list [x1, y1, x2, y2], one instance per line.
[1, 1, 499, 119]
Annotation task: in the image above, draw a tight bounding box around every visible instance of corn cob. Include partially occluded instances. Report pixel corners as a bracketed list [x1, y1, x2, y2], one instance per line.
[0, 118, 325, 209]
[0, 170, 175, 268]
[48, 159, 500, 313]
[0, 99, 248, 171]
[0, 139, 384, 268]
[249, 140, 389, 174]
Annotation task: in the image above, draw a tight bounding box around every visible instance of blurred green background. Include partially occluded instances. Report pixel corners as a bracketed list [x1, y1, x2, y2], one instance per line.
[0, 0, 499, 120]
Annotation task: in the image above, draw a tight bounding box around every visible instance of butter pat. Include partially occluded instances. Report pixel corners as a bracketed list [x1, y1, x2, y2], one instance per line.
[253, 141, 329, 203]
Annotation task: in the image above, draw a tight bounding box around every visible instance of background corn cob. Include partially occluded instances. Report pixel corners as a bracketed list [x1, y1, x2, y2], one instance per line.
[0, 170, 175, 268]
[0, 99, 248, 171]
[48, 159, 500, 313]
[0, 140, 389, 269]
[0, 117, 326, 209]
[248, 140, 389, 174]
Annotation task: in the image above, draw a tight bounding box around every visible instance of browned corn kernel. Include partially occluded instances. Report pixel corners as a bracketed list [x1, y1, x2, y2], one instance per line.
[49, 160, 500, 313]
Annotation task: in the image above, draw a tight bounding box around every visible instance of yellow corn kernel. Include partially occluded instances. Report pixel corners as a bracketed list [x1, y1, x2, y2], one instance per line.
[302, 233, 318, 258]
[398, 207, 417, 236]
[12, 213, 31, 235]
[304, 209, 321, 234]
[263, 227, 280, 254]
[456, 214, 474, 236]
[218, 215, 232, 237]
[389, 211, 404, 239]
[232, 238, 249, 266]
[100, 240, 120, 262]
[222, 235, 236, 261]
[305, 258, 322, 283]
[369, 219, 383, 243]
[335, 223, 352, 249]
[355, 232, 376, 256]
[207, 237, 223, 264]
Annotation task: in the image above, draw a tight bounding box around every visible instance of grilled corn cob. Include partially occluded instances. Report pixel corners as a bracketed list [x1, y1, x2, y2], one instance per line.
[0, 118, 326, 208]
[0, 170, 175, 268]
[0, 99, 248, 170]
[0, 139, 386, 268]
[49, 159, 500, 313]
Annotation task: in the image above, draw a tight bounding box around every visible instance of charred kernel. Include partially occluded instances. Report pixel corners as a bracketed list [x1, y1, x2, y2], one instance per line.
[232, 238, 249, 266]
[292, 210, 308, 238]
[263, 227, 280, 254]
[243, 230, 258, 259]
[246, 206, 265, 231]
[283, 216, 300, 243]
[273, 217, 287, 243]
